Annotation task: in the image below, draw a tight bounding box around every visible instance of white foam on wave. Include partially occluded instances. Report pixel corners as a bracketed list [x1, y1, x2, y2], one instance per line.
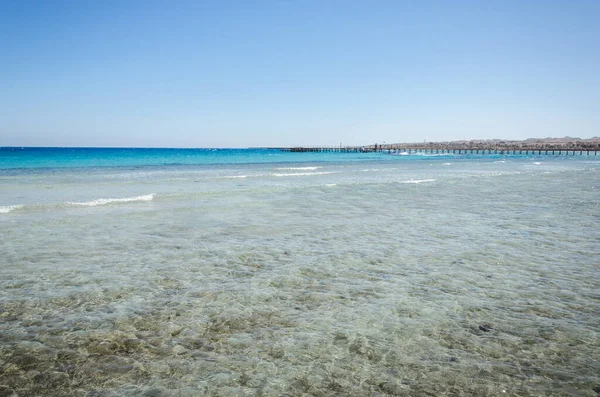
[272, 172, 336, 177]
[276, 166, 321, 171]
[533, 162, 541, 165]
[222, 175, 249, 179]
[0, 205, 23, 214]
[399, 179, 436, 184]
[68, 194, 155, 207]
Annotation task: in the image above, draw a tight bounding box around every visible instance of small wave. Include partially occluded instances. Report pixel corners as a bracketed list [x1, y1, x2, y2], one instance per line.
[68, 194, 154, 207]
[222, 175, 249, 179]
[533, 162, 541, 165]
[0, 205, 23, 214]
[484, 171, 521, 177]
[399, 179, 436, 184]
[442, 163, 452, 166]
[276, 166, 321, 171]
[271, 172, 336, 177]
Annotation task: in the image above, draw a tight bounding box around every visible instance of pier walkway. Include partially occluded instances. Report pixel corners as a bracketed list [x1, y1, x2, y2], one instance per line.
[280, 144, 599, 155]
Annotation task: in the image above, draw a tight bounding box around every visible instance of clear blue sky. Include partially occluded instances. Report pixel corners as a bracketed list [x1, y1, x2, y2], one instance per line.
[1, 1, 599, 147]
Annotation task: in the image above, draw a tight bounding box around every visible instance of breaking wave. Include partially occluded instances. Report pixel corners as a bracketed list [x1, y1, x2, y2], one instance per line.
[399, 179, 436, 184]
[275, 166, 321, 171]
[68, 194, 155, 207]
[271, 172, 336, 177]
[0, 205, 23, 214]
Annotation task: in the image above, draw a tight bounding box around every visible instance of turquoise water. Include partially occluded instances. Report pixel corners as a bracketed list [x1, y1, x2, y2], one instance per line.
[0, 147, 387, 169]
[1, 148, 599, 396]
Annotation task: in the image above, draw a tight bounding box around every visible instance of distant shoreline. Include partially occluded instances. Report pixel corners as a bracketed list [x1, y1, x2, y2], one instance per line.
[366, 137, 600, 151]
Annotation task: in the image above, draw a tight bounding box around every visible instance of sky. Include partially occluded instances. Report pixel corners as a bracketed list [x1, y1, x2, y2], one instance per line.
[1, 0, 599, 148]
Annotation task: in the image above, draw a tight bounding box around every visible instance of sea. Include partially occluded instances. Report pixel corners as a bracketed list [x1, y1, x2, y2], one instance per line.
[1, 147, 599, 397]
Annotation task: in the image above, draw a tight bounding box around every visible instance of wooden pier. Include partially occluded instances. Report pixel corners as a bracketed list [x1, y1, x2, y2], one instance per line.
[280, 146, 365, 153]
[279, 141, 600, 155]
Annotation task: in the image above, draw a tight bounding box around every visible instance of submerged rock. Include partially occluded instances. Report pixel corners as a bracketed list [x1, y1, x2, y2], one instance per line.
[171, 344, 187, 355]
[143, 388, 168, 397]
[165, 322, 183, 337]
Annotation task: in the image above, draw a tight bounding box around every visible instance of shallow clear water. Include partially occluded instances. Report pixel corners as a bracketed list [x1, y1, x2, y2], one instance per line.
[1, 150, 599, 396]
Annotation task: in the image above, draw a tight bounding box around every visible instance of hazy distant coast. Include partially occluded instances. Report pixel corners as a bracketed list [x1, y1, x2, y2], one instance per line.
[368, 137, 600, 151]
